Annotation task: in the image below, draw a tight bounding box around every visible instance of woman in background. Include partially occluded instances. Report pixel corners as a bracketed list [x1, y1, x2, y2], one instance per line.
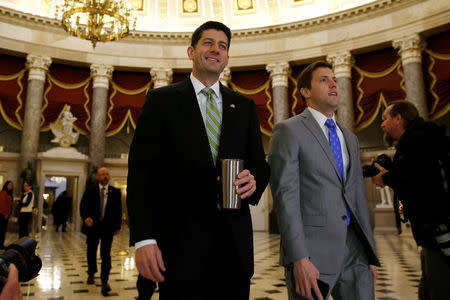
[17, 181, 33, 238]
[0, 181, 14, 249]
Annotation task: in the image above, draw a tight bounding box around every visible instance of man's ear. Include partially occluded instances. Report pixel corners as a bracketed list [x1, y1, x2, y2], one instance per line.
[300, 87, 310, 100]
[187, 45, 194, 60]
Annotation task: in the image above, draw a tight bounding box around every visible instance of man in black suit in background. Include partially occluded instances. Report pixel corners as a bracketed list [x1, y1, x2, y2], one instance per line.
[80, 167, 122, 296]
[127, 21, 270, 300]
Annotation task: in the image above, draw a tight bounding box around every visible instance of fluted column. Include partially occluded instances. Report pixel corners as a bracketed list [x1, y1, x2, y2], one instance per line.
[266, 62, 290, 124]
[20, 54, 52, 171]
[150, 68, 173, 88]
[327, 52, 355, 132]
[393, 34, 429, 119]
[220, 67, 231, 87]
[89, 64, 113, 172]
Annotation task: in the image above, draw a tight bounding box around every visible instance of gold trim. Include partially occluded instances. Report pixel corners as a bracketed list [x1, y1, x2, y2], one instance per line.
[228, 81, 268, 94]
[82, 82, 91, 133]
[354, 59, 402, 130]
[229, 79, 273, 135]
[47, 73, 91, 89]
[424, 49, 450, 119]
[289, 74, 300, 116]
[0, 69, 26, 130]
[41, 76, 52, 127]
[265, 82, 274, 131]
[105, 110, 135, 137]
[426, 49, 450, 60]
[105, 80, 152, 136]
[355, 93, 388, 132]
[396, 63, 406, 94]
[106, 80, 118, 131]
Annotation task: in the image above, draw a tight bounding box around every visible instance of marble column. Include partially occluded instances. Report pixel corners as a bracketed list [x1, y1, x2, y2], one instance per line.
[88, 64, 113, 173]
[327, 52, 355, 132]
[20, 54, 52, 171]
[393, 34, 429, 119]
[150, 67, 173, 88]
[219, 67, 231, 87]
[266, 62, 290, 124]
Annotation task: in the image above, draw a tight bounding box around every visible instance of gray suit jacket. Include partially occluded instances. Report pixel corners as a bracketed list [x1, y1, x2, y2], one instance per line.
[268, 108, 380, 275]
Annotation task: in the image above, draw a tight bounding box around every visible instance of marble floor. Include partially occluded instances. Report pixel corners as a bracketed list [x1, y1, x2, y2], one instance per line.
[2, 226, 422, 300]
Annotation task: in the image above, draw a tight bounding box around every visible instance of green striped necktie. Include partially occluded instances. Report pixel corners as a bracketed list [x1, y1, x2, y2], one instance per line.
[201, 88, 221, 165]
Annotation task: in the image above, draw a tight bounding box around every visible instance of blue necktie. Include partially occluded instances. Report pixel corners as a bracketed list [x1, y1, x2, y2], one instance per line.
[325, 119, 350, 226]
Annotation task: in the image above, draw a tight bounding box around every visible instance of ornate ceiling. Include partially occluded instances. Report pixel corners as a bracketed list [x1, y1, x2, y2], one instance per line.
[1, 0, 377, 31]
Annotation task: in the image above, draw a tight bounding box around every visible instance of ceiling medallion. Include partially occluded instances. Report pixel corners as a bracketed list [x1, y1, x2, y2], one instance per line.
[183, 0, 198, 13]
[55, 0, 137, 48]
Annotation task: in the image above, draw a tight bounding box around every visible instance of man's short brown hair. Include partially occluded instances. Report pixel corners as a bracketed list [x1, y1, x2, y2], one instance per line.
[388, 100, 420, 129]
[297, 61, 333, 102]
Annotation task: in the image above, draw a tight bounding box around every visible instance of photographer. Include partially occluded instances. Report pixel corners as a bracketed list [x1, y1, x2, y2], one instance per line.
[372, 101, 450, 300]
[0, 264, 22, 300]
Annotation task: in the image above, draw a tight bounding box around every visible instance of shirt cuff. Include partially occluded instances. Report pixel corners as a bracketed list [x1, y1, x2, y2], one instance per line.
[135, 239, 157, 250]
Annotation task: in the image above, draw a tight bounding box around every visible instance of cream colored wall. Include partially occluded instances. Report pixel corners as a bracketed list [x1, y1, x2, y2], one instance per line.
[0, 0, 448, 70]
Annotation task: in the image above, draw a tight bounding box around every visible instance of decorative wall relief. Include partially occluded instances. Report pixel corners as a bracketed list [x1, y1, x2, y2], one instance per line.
[182, 0, 199, 13]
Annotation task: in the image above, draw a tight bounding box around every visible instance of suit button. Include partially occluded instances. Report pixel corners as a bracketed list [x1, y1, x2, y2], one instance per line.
[342, 215, 347, 220]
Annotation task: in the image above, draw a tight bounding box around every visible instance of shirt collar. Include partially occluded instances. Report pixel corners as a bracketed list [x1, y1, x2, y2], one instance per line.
[190, 73, 221, 98]
[307, 107, 336, 127]
[99, 184, 108, 191]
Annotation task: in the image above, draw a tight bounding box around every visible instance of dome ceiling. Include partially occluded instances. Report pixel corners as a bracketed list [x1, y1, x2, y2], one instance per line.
[1, 0, 376, 32]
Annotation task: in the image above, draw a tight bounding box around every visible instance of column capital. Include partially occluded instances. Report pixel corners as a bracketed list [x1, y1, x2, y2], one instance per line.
[150, 68, 173, 89]
[90, 64, 114, 89]
[26, 54, 52, 81]
[219, 67, 231, 87]
[266, 62, 290, 87]
[327, 52, 354, 78]
[393, 34, 426, 65]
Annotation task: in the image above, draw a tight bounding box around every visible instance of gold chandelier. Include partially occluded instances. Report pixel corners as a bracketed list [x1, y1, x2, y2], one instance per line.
[55, 0, 137, 48]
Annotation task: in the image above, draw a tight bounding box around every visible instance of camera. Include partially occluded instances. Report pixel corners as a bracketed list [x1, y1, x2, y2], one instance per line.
[434, 220, 450, 258]
[362, 154, 393, 178]
[0, 237, 42, 292]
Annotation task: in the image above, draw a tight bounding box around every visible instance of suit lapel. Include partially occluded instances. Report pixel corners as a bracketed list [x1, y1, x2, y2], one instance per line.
[175, 78, 214, 166]
[301, 109, 342, 181]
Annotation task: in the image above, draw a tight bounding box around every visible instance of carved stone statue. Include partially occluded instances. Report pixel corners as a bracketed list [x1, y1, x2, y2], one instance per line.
[50, 105, 79, 148]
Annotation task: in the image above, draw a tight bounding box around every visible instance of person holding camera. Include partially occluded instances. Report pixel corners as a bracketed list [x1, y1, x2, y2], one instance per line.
[372, 101, 450, 300]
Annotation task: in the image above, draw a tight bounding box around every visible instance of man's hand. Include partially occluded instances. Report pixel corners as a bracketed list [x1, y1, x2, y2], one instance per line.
[370, 265, 378, 283]
[235, 169, 256, 199]
[0, 264, 22, 300]
[372, 162, 388, 187]
[135, 244, 166, 283]
[84, 217, 94, 227]
[293, 258, 324, 300]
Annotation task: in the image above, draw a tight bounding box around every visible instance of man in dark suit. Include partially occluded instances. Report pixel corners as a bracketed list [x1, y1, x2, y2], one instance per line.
[80, 167, 122, 296]
[127, 21, 270, 300]
[269, 61, 379, 300]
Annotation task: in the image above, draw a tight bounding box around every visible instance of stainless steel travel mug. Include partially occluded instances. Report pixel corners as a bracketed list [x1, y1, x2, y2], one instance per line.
[221, 159, 244, 209]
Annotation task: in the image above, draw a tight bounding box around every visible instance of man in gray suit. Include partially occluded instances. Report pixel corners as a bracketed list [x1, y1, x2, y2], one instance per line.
[268, 61, 380, 300]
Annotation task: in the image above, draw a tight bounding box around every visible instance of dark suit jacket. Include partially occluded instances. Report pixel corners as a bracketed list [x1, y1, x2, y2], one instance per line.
[80, 184, 122, 236]
[127, 78, 270, 280]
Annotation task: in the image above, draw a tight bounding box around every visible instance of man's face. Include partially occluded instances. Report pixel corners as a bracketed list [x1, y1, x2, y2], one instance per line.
[188, 29, 229, 79]
[301, 67, 339, 116]
[97, 168, 110, 186]
[381, 105, 403, 142]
